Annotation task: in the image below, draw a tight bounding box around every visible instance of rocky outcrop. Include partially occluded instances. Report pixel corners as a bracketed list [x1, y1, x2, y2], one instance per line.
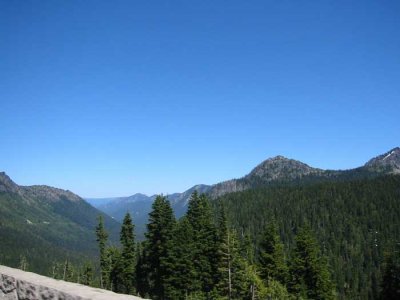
[0, 265, 146, 300]
[0, 172, 81, 203]
[246, 155, 323, 180]
[208, 179, 247, 199]
[364, 147, 400, 173]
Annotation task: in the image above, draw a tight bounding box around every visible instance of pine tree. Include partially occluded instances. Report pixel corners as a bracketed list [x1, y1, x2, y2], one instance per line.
[218, 228, 262, 299]
[240, 231, 255, 266]
[96, 215, 109, 289]
[108, 246, 125, 293]
[164, 217, 197, 299]
[215, 201, 233, 299]
[289, 225, 335, 299]
[259, 221, 288, 285]
[144, 195, 176, 299]
[216, 228, 233, 299]
[135, 242, 150, 298]
[120, 212, 136, 294]
[186, 192, 218, 295]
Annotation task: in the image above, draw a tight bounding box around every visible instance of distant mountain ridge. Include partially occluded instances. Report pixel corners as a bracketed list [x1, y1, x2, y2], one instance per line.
[0, 172, 83, 203]
[90, 147, 400, 234]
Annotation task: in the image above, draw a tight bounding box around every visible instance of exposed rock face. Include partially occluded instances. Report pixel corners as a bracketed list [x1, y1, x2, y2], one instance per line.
[364, 147, 400, 173]
[22, 185, 82, 203]
[246, 155, 323, 181]
[208, 179, 247, 199]
[0, 265, 145, 300]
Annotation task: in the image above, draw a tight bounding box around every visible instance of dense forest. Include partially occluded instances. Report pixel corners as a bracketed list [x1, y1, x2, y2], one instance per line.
[4, 174, 400, 299]
[216, 175, 400, 299]
[90, 192, 335, 299]
[56, 175, 399, 299]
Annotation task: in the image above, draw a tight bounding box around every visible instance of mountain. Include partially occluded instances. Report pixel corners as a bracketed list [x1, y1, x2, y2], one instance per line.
[92, 147, 400, 239]
[91, 156, 328, 226]
[0, 172, 121, 275]
[364, 147, 400, 173]
[92, 194, 156, 239]
[85, 197, 119, 207]
[208, 155, 325, 199]
[197, 147, 400, 201]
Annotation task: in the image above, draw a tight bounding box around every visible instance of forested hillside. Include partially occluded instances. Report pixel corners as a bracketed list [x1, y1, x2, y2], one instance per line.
[49, 179, 400, 299]
[216, 175, 400, 299]
[0, 172, 121, 275]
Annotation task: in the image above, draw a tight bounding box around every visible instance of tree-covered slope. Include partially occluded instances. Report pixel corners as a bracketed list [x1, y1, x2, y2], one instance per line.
[91, 147, 400, 243]
[215, 175, 400, 299]
[0, 172, 121, 275]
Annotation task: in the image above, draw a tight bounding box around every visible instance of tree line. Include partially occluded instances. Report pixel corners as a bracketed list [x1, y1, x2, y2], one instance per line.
[94, 192, 337, 299]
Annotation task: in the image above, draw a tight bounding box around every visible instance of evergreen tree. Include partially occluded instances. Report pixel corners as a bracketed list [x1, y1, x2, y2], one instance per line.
[96, 215, 109, 289]
[218, 228, 262, 299]
[144, 195, 176, 299]
[264, 279, 291, 300]
[164, 217, 197, 299]
[259, 221, 288, 285]
[108, 246, 125, 293]
[289, 225, 335, 299]
[135, 241, 150, 298]
[120, 212, 136, 294]
[215, 201, 234, 299]
[216, 225, 234, 299]
[240, 231, 255, 266]
[186, 192, 218, 295]
[380, 245, 400, 300]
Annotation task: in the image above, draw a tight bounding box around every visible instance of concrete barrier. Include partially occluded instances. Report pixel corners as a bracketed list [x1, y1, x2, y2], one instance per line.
[0, 265, 146, 300]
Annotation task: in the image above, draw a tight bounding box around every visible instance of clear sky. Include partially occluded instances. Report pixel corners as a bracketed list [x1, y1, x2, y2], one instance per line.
[1, 1, 399, 197]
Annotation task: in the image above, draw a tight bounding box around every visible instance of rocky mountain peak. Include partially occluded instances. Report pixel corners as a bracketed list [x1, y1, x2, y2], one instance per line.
[364, 147, 400, 173]
[247, 155, 322, 181]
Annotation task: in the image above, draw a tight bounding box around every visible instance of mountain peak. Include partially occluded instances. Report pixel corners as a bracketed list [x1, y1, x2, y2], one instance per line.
[247, 155, 322, 181]
[364, 147, 400, 173]
[269, 155, 290, 161]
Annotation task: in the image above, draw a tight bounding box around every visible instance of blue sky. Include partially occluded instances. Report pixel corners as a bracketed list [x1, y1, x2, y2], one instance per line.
[1, 1, 399, 197]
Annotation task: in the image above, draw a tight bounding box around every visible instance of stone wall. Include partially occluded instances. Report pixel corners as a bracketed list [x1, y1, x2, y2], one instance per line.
[0, 265, 146, 300]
